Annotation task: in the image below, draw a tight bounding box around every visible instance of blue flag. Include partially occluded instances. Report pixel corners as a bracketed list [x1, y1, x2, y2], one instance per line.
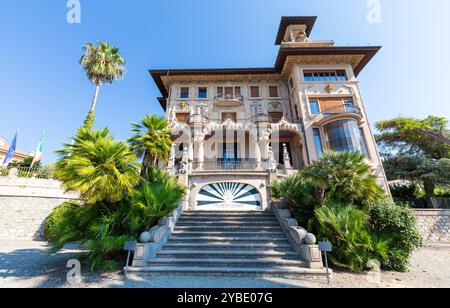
[2, 132, 17, 167]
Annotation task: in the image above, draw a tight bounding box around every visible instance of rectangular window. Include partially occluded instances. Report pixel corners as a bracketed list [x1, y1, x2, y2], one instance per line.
[269, 86, 279, 98]
[250, 86, 260, 98]
[304, 70, 348, 82]
[359, 128, 370, 158]
[180, 87, 189, 99]
[234, 86, 241, 97]
[313, 128, 323, 158]
[198, 87, 207, 99]
[217, 86, 241, 99]
[344, 100, 356, 113]
[304, 73, 313, 82]
[309, 100, 320, 115]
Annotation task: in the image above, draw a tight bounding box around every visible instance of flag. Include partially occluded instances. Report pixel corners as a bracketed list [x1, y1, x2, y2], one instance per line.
[31, 131, 45, 168]
[2, 132, 17, 167]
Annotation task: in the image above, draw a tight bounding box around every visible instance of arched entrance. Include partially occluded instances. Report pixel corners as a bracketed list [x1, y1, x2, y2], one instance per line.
[196, 182, 262, 211]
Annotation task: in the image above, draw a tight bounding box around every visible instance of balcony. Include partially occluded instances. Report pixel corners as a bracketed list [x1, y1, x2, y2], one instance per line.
[313, 105, 363, 125]
[214, 93, 244, 107]
[191, 159, 261, 173]
[250, 113, 285, 124]
[250, 113, 270, 124]
[187, 114, 210, 126]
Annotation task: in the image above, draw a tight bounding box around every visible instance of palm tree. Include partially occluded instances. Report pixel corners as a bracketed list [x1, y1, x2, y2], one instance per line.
[130, 166, 186, 229]
[301, 151, 384, 206]
[54, 129, 140, 205]
[80, 41, 125, 128]
[128, 115, 173, 176]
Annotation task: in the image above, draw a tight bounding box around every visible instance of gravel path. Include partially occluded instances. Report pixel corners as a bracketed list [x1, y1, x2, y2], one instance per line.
[0, 240, 449, 288]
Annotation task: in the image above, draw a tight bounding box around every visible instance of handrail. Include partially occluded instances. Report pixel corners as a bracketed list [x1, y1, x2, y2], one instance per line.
[191, 159, 260, 172]
[319, 105, 362, 118]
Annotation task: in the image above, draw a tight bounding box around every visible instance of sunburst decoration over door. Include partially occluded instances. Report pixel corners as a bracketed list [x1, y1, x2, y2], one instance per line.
[196, 182, 262, 210]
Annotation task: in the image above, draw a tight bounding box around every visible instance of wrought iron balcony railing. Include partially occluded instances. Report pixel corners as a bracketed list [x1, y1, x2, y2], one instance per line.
[317, 105, 363, 118]
[191, 159, 260, 172]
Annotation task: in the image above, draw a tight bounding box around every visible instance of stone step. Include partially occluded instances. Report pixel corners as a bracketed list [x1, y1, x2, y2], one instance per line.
[148, 257, 307, 268]
[163, 242, 292, 251]
[168, 236, 289, 243]
[157, 249, 297, 259]
[178, 217, 278, 222]
[127, 266, 330, 277]
[181, 213, 275, 218]
[176, 221, 280, 227]
[171, 230, 285, 237]
[174, 226, 283, 232]
[184, 210, 273, 214]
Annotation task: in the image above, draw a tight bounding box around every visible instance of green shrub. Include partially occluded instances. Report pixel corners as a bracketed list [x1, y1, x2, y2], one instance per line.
[368, 200, 422, 272]
[434, 188, 450, 198]
[314, 203, 390, 272]
[0, 168, 8, 177]
[44, 201, 83, 242]
[271, 175, 317, 227]
[390, 184, 426, 208]
[46, 166, 186, 271]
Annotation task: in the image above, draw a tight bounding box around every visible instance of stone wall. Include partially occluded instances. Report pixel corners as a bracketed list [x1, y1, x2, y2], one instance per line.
[0, 197, 70, 240]
[0, 176, 79, 240]
[414, 209, 450, 243]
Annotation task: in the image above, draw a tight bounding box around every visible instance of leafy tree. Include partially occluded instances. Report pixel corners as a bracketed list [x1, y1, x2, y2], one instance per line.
[301, 151, 384, 206]
[376, 116, 450, 159]
[54, 128, 140, 205]
[382, 153, 450, 198]
[9, 157, 41, 169]
[80, 41, 125, 129]
[128, 115, 172, 176]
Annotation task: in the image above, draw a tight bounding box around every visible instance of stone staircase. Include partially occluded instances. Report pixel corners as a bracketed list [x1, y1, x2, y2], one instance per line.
[136, 210, 327, 277]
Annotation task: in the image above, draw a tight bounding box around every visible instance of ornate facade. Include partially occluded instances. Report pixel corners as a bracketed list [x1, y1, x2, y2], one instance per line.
[150, 16, 389, 211]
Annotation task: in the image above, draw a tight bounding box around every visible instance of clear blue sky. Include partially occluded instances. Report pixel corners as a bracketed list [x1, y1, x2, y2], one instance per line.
[1, 0, 449, 164]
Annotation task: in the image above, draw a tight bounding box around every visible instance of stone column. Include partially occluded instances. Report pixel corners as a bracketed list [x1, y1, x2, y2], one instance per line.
[188, 142, 194, 162]
[250, 133, 262, 170]
[167, 143, 176, 171]
[194, 133, 205, 170]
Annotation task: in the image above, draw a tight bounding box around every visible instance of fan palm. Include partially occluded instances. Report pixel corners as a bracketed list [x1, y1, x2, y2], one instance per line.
[128, 115, 173, 176]
[314, 202, 390, 272]
[301, 151, 384, 206]
[271, 175, 317, 226]
[54, 129, 140, 205]
[80, 41, 125, 128]
[129, 166, 186, 231]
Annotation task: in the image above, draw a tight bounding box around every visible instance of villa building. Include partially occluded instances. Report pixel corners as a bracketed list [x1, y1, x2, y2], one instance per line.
[150, 16, 389, 212]
[129, 16, 391, 276]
